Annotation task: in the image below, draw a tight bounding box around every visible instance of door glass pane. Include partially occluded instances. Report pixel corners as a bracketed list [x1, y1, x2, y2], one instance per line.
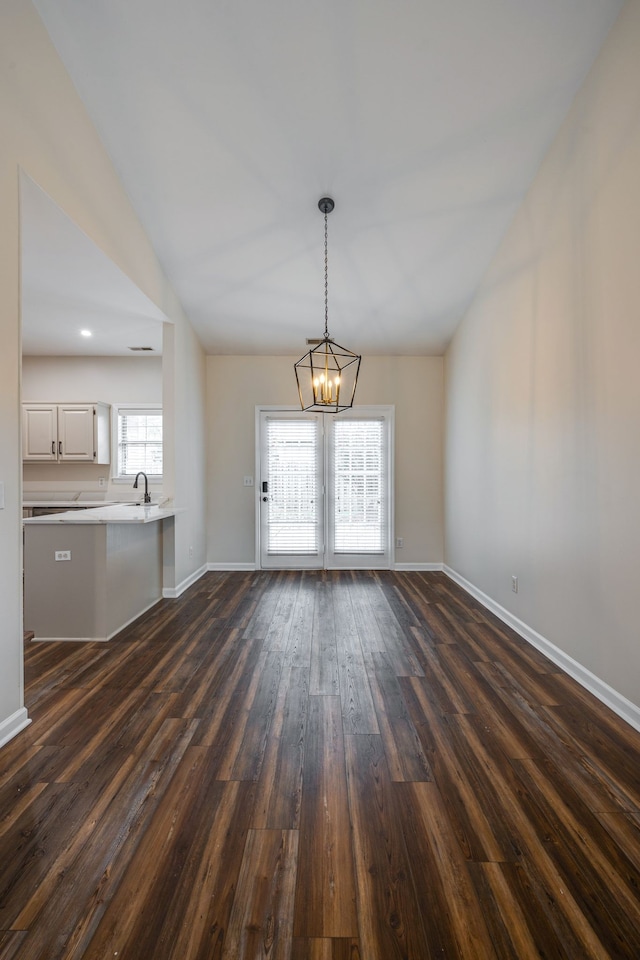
[266, 418, 319, 554]
[333, 419, 384, 553]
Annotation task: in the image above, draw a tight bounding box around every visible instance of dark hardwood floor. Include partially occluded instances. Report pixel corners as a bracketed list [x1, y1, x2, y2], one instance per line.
[2, 570, 640, 958]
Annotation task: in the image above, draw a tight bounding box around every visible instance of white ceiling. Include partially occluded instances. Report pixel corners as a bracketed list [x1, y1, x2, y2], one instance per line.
[31, 0, 622, 357]
[21, 174, 166, 356]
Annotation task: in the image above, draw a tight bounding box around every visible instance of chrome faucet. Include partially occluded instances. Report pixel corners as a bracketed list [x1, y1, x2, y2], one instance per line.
[133, 471, 151, 503]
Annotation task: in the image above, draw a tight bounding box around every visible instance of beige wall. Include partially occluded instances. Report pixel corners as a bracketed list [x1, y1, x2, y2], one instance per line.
[0, 0, 206, 745]
[22, 355, 163, 402]
[207, 355, 444, 566]
[22, 355, 163, 500]
[445, 1, 640, 711]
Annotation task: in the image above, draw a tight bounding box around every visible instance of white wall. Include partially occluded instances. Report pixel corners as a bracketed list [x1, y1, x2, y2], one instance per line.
[445, 0, 640, 713]
[22, 355, 163, 499]
[207, 355, 443, 567]
[22, 355, 163, 402]
[0, 0, 206, 746]
[164, 317, 208, 591]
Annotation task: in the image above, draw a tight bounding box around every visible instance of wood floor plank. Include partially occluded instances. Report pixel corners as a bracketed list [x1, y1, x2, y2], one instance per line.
[466, 861, 553, 960]
[403, 676, 514, 862]
[0, 930, 27, 960]
[497, 859, 609, 959]
[251, 735, 304, 830]
[77, 756, 250, 960]
[367, 575, 425, 676]
[242, 570, 287, 640]
[294, 697, 357, 939]
[2, 570, 640, 959]
[0, 781, 100, 931]
[367, 653, 432, 782]
[541, 702, 640, 798]
[344, 574, 386, 660]
[263, 574, 302, 651]
[309, 579, 339, 697]
[410, 636, 478, 714]
[291, 939, 360, 960]
[510, 757, 640, 957]
[169, 625, 241, 718]
[440, 714, 616, 958]
[9, 718, 199, 958]
[222, 829, 298, 959]
[188, 638, 262, 749]
[344, 735, 432, 959]
[268, 579, 313, 743]
[142, 781, 257, 960]
[597, 808, 640, 874]
[396, 781, 498, 959]
[228, 650, 284, 780]
[333, 588, 379, 735]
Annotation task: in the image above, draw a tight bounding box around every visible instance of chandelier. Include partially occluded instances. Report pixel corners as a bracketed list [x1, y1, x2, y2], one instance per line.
[294, 198, 361, 412]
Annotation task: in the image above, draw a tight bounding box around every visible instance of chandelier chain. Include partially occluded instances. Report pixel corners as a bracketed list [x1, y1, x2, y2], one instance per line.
[324, 209, 329, 340]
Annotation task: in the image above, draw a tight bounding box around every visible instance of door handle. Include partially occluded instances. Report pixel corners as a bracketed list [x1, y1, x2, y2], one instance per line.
[51, 441, 55, 455]
[59, 441, 63, 456]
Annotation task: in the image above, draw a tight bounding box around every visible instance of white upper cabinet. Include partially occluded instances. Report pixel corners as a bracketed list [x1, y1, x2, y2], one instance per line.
[22, 403, 110, 463]
[22, 404, 58, 460]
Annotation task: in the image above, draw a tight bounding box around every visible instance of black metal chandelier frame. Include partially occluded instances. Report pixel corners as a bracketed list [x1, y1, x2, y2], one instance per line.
[294, 198, 361, 413]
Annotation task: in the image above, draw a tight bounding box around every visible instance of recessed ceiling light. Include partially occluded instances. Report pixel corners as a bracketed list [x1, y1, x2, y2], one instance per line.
[80, 329, 92, 337]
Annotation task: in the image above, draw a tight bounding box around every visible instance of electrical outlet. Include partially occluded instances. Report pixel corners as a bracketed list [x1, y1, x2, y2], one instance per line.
[55, 550, 71, 561]
[243, 476, 254, 486]
[98, 477, 106, 488]
[189, 545, 194, 558]
[511, 576, 518, 594]
[396, 537, 404, 549]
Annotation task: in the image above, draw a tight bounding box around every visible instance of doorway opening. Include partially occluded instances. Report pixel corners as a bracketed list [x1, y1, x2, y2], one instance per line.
[257, 407, 394, 569]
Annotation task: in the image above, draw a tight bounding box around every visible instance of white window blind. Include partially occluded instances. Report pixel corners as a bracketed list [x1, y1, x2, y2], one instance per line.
[266, 418, 319, 554]
[333, 419, 384, 553]
[117, 407, 163, 477]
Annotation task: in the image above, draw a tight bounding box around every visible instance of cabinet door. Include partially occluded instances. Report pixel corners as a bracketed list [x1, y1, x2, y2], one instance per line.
[22, 405, 58, 460]
[58, 405, 96, 461]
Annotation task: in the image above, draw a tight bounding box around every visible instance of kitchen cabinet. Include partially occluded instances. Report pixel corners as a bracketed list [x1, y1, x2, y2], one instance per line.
[22, 403, 111, 463]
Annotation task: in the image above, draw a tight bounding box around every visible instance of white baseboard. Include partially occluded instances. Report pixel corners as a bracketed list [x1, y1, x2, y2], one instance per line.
[32, 636, 108, 643]
[0, 707, 31, 749]
[444, 565, 640, 734]
[163, 564, 208, 599]
[207, 562, 443, 572]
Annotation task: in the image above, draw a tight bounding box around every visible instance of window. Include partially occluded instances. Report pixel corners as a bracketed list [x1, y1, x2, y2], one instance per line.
[265, 417, 320, 555]
[113, 405, 163, 479]
[332, 419, 385, 554]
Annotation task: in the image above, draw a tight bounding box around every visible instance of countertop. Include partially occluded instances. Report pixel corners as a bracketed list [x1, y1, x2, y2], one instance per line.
[22, 502, 180, 525]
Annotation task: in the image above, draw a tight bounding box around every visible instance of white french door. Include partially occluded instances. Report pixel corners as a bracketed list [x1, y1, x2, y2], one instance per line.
[258, 408, 393, 569]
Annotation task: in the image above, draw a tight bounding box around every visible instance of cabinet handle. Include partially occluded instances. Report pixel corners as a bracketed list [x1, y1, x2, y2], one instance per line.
[58, 441, 62, 456]
[51, 441, 55, 455]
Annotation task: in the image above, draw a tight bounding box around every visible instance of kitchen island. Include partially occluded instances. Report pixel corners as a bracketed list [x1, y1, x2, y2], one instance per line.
[23, 503, 179, 641]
